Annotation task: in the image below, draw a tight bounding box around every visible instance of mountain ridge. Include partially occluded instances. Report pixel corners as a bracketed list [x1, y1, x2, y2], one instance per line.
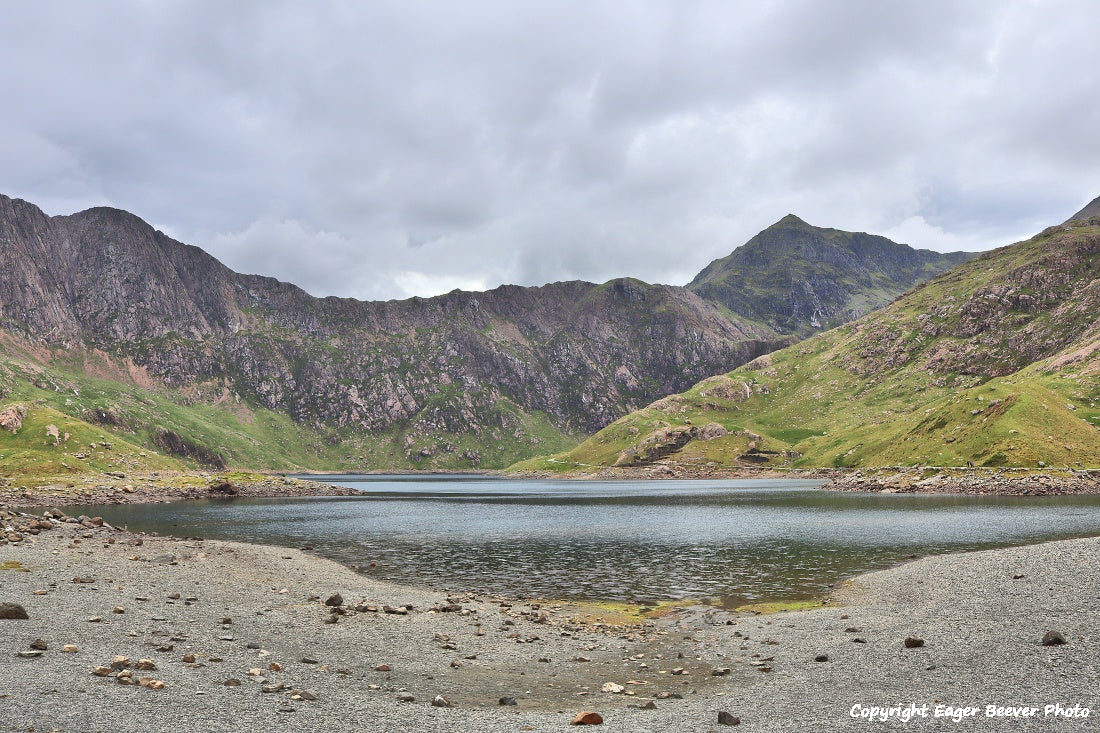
[528, 215, 1100, 472]
[0, 192, 982, 473]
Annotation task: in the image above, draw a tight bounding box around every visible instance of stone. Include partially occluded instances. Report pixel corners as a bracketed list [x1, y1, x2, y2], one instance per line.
[499, 696, 518, 706]
[432, 695, 452, 707]
[182, 654, 196, 663]
[224, 678, 242, 687]
[638, 701, 657, 710]
[262, 684, 285, 693]
[0, 603, 29, 620]
[92, 666, 112, 677]
[324, 593, 343, 607]
[135, 659, 156, 671]
[600, 682, 625, 694]
[1042, 630, 1067, 646]
[374, 663, 392, 672]
[571, 711, 604, 725]
[903, 637, 925, 649]
[110, 656, 132, 670]
[17, 650, 43, 658]
[268, 662, 282, 672]
[397, 693, 415, 703]
[62, 645, 79, 653]
[113, 606, 126, 614]
[29, 639, 47, 651]
[814, 655, 829, 662]
[711, 667, 732, 676]
[718, 710, 741, 725]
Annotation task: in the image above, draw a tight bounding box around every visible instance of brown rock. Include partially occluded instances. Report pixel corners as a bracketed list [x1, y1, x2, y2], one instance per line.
[718, 711, 741, 725]
[903, 637, 925, 649]
[0, 603, 29, 620]
[1042, 630, 1067, 646]
[571, 712, 604, 725]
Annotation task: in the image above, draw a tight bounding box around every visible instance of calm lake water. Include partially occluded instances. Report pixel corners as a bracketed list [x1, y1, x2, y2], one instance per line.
[58, 476, 1100, 607]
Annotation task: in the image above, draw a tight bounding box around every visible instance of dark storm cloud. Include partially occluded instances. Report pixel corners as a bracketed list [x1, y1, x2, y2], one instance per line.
[1, 1, 1098, 299]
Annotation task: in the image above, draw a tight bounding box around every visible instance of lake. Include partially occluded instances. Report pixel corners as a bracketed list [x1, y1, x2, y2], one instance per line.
[57, 476, 1100, 608]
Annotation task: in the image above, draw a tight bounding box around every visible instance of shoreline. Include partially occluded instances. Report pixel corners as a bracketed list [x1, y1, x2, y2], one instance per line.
[1, 508, 1096, 731]
[2, 465, 1099, 509]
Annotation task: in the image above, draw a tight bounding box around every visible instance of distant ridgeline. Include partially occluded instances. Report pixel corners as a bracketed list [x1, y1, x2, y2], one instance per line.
[529, 200, 1100, 472]
[0, 192, 973, 474]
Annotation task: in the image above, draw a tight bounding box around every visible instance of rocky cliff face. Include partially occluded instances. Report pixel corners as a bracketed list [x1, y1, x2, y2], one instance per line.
[0, 195, 785, 465]
[688, 215, 976, 336]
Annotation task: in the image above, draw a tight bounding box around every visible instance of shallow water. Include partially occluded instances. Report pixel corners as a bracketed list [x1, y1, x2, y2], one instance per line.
[57, 476, 1100, 607]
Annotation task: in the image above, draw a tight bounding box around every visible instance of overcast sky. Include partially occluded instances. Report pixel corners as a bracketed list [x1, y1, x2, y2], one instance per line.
[2, 1, 1098, 300]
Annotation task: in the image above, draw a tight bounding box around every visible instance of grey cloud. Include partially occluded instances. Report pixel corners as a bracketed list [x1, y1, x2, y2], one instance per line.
[1, 1, 1098, 299]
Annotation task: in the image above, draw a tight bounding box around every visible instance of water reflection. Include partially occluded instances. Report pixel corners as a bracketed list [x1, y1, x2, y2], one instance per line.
[55, 478, 1100, 607]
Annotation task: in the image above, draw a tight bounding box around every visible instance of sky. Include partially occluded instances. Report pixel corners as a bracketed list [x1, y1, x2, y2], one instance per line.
[1, 1, 1098, 301]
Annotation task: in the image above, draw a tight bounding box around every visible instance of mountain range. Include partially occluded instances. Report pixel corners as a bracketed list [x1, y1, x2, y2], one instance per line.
[0, 192, 972, 476]
[531, 200, 1100, 473]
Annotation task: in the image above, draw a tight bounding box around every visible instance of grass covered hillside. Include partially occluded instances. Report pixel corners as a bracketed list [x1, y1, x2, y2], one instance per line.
[519, 218, 1100, 472]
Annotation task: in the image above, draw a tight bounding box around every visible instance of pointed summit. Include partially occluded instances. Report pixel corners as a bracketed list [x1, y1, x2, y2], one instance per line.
[774, 213, 810, 227]
[1065, 194, 1100, 223]
[687, 217, 977, 336]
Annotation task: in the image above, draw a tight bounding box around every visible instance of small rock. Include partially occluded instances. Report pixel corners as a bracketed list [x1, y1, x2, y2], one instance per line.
[0, 603, 29, 620]
[113, 606, 126, 614]
[432, 694, 452, 707]
[711, 667, 731, 676]
[224, 678, 242, 687]
[814, 655, 828, 662]
[396, 693, 415, 703]
[182, 654, 196, 663]
[1042, 630, 1067, 646]
[92, 666, 112, 677]
[30, 639, 47, 651]
[135, 659, 157, 671]
[17, 650, 43, 658]
[111, 656, 132, 670]
[499, 696, 517, 706]
[62, 645, 79, 653]
[903, 637, 925, 649]
[300, 657, 319, 664]
[718, 710, 741, 725]
[324, 593, 343, 607]
[374, 663, 392, 672]
[571, 711, 603, 725]
[268, 662, 282, 672]
[638, 701, 657, 710]
[600, 682, 625, 694]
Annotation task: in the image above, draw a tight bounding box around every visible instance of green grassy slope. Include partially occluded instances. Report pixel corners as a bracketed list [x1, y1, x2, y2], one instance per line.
[519, 221, 1100, 472]
[0, 348, 581, 482]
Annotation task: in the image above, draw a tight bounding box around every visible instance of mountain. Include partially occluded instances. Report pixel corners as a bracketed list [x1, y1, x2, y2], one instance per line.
[0, 194, 787, 472]
[528, 213, 1100, 472]
[1066, 193, 1100, 223]
[688, 214, 976, 336]
[0, 193, 982, 475]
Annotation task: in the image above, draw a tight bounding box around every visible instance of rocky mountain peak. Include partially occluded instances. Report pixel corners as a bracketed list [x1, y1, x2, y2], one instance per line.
[1065, 194, 1100, 223]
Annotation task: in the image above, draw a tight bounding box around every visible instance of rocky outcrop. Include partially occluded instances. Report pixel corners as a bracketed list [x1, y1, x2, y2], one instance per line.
[0, 404, 26, 433]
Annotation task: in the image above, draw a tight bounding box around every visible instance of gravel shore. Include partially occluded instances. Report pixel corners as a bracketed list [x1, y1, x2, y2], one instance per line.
[1, 510, 1096, 732]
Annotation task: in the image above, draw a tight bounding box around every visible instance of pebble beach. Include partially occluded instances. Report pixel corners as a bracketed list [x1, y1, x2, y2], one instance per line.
[1, 505, 1097, 732]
